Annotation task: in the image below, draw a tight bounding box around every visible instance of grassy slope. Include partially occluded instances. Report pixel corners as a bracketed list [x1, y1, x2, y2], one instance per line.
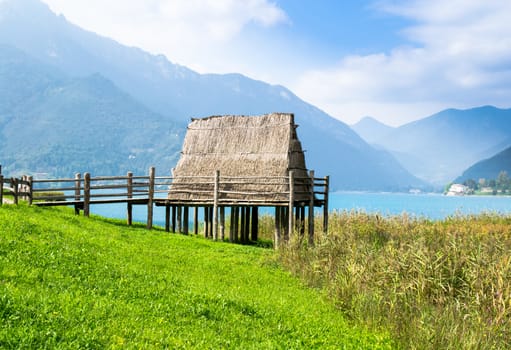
[0, 205, 391, 349]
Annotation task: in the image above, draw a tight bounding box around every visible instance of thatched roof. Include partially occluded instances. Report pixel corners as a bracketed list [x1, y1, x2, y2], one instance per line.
[168, 113, 312, 204]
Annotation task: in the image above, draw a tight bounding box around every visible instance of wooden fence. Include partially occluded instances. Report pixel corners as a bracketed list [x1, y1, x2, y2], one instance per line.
[1, 167, 329, 244]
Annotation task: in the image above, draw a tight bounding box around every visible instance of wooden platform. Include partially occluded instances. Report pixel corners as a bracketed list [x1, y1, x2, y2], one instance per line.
[1, 167, 329, 247]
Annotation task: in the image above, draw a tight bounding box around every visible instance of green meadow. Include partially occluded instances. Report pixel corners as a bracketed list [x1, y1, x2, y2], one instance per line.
[0, 204, 390, 349]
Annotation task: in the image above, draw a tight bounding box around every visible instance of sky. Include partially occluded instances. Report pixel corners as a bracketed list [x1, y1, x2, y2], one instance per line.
[40, 0, 511, 126]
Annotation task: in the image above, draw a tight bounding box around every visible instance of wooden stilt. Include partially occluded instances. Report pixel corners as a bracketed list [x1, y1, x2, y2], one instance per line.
[177, 206, 182, 233]
[233, 207, 239, 243]
[300, 206, 306, 236]
[209, 207, 214, 238]
[251, 207, 258, 242]
[0, 175, 3, 206]
[229, 207, 235, 242]
[220, 207, 225, 241]
[240, 207, 246, 244]
[213, 170, 219, 240]
[165, 205, 170, 232]
[295, 205, 300, 232]
[288, 170, 294, 240]
[308, 170, 315, 245]
[183, 206, 189, 235]
[244, 207, 251, 243]
[323, 176, 329, 234]
[283, 206, 289, 241]
[275, 206, 281, 248]
[171, 206, 176, 232]
[194, 206, 199, 235]
[204, 207, 209, 238]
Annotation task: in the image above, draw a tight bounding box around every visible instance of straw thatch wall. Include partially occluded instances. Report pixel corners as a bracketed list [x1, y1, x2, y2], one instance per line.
[168, 113, 311, 203]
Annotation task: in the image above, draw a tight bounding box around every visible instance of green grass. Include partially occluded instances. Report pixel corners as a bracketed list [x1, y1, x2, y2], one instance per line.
[280, 211, 511, 350]
[0, 204, 391, 349]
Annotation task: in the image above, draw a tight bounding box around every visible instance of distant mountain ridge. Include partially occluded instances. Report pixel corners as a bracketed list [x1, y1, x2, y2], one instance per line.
[0, 44, 182, 176]
[0, 0, 426, 191]
[455, 146, 511, 183]
[351, 116, 394, 145]
[369, 106, 511, 185]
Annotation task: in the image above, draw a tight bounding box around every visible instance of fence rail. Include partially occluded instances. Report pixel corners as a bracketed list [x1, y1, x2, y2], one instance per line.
[1, 167, 329, 236]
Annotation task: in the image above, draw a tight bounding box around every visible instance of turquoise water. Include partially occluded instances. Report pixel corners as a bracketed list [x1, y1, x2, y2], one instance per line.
[329, 192, 511, 219]
[90, 192, 511, 225]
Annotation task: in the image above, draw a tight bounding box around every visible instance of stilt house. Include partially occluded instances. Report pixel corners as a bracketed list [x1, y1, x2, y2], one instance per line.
[163, 113, 329, 245]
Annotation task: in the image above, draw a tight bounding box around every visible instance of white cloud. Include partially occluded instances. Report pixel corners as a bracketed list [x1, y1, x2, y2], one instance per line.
[40, 0, 511, 126]
[42, 0, 288, 74]
[293, 0, 511, 125]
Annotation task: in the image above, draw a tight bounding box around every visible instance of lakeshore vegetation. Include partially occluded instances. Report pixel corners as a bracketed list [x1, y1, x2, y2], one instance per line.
[2, 204, 510, 349]
[280, 211, 511, 349]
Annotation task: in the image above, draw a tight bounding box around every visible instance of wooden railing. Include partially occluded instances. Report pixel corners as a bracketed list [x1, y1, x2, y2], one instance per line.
[1, 167, 329, 237]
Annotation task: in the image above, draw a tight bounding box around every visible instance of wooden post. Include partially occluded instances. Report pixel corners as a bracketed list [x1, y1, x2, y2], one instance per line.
[177, 206, 182, 233]
[309, 170, 315, 245]
[147, 167, 155, 229]
[0, 174, 3, 206]
[127, 172, 133, 225]
[172, 206, 177, 232]
[299, 206, 306, 236]
[194, 207, 199, 235]
[12, 178, 18, 205]
[220, 207, 225, 241]
[183, 206, 189, 234]
[229, 207, 235, 242]
[233, 206, 239, 243]
[27, 176, 33, 205]
[283, 207, 289, 241]
[74, 173, 81, 215]
[294, 205, 299, 232]
[274, 206, 281, 248]
[323, 176, 329, 234]
[251, 207, 258, 242]
[288, 170, 294, 240]
[240, 207, 246, 244]
[245, 207, 251, 242]
[83, 173, 90, 217]
[204, 206, 209, 238]
[165, 205, 171, 232]
[21, 176, 26, 201]
[212, 170, 219, 240]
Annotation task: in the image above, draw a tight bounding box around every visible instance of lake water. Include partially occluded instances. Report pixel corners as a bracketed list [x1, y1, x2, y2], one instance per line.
[328, 192, 511, 219]
[90, 192, 511, 225]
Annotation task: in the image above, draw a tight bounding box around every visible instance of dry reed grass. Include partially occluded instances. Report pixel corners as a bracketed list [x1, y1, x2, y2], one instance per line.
[278, 211, 511, 349]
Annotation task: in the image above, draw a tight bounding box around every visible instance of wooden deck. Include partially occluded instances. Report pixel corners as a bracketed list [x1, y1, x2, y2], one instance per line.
[1, 167, 329, 246]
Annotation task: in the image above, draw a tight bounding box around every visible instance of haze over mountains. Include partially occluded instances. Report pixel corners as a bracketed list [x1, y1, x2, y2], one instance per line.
[353, 106, 511, 186]
[351, 117, 395, 145]
[455, 146, 511, 184]
[0, 45, 182, 176]
[0, 0, 427, 191]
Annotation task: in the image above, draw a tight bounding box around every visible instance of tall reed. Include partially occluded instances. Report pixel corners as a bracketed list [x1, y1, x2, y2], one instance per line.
[278, 211, 511, 349]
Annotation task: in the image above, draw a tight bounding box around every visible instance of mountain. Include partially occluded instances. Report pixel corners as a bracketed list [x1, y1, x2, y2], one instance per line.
[0, 0, 425, 191]
[0, 44, 182, 177]
[455, 146, 511, 183]
[351, 116, 394, 144]
[372, 106, 511, 186]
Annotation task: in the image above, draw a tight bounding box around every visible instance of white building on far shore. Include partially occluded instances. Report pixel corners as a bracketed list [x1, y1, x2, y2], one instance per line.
[446, 183, 469, 196]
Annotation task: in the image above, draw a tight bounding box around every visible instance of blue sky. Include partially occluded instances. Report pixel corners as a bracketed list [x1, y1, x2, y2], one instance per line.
[41, 0, 511, 126]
